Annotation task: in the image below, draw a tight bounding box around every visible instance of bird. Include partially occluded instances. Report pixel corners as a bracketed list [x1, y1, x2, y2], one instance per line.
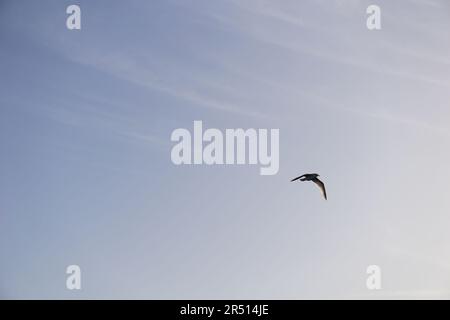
[291, 173, 327, 200]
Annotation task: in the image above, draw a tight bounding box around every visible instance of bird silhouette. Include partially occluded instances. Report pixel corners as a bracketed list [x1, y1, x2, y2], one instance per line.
[291, 173, 327, 200]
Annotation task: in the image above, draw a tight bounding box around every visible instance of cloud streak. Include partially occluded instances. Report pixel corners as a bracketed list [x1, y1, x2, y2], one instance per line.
[65, 51, 269, 119]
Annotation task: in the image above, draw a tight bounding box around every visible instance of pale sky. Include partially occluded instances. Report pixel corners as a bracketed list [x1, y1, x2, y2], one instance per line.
[1, 0, 450, 299]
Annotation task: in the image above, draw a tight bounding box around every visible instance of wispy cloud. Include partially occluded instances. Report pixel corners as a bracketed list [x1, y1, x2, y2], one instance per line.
[207, 50, 450, 137]
[225, 2, 450, 89]
[200, 0, 450, 135]
[42, 101, 168, 147]
[65, 51, 268, 119]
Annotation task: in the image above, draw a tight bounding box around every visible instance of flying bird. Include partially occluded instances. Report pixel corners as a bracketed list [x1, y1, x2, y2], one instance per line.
[291, 173, 327, 200]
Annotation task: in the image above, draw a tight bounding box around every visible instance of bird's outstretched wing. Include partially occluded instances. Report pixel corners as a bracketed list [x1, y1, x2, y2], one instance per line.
[312, 178, 327, 200]
[290, 174, 306, 182]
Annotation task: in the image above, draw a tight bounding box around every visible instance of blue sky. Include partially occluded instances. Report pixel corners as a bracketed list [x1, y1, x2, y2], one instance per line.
[1, 0, 450, 299]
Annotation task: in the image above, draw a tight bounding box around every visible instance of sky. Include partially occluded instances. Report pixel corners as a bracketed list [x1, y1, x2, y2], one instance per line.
[1, 0, 450, 299]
